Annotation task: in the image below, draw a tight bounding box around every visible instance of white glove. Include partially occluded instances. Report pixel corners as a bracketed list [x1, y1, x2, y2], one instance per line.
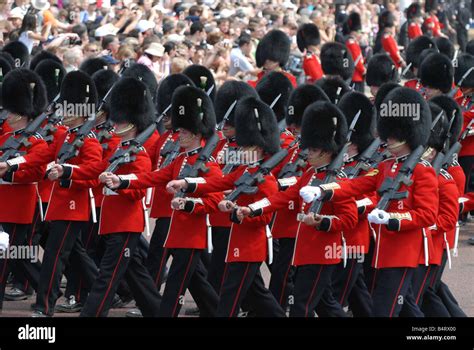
[299, 186, 322, 203]
[367, 209, 390, 225]
[0, 231, 9, 252]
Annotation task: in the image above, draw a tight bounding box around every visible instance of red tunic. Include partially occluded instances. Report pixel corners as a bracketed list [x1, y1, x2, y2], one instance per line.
[324, 158, 439, 268]
[99, 149, 151, 234]
[208, 137, 238, 228]
[253, 167, 358, 266]
[121, 149, 223, 250]
[279, 129, 295, 150]
[404, 79, 425, 95]
[270, 146, 309, 239]
[460, 192, 474, 213]
[430, 170, 458, 265]
[0, 132, 47, 224]
[346, 36, 365, 83]
[149, 130, 180, 219]
[424, 15, 442, 37]
[189, 163, 278, 263]
[302, 52, 323, 83]
[44, 131, 103, 221]
[447, 162, 466, 195]
[248, 70, 297, 88]
[382, 32, 403, 68]
[408, 22, 423, 40]
[456, 94, 474, 157]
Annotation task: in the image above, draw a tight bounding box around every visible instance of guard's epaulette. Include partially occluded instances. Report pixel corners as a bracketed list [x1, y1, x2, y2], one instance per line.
[419, 159, 431, 167]
[282, 129, 293, 136]
[208, 156, 216, 163]
[450, 160, 460, 167]
[87, 131, 97, 139]
[439, 168, 453, 180]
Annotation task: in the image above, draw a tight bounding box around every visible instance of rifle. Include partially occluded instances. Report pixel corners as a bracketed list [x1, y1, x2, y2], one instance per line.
[430, 112, 457, 174]
[225, 148, 289, 203]
[174, 132, 220, 199]
[56, 117, 97, 164]
[105, 123, 157, 173]
[160, 139, 181, 168]
[223, 148, 288, 266]
[220, 145, 240, 174]
[216, 100, 237, 132]
[375, 109, 445, 207]
[375, 144, 425, 210]
[277, 137, 308, 179]
[36, 93, 63, 141]
[307, 110, 361, 215]
[0, 112, 50, 162]
[343, 138, 383, 178]
[441, 118, 474, 168]
[400, 62, 413, 79]
[448, 66, 474, 98]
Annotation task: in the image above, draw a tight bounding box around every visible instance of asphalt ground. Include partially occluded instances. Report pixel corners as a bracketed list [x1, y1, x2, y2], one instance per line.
[1, 221, 473, 318]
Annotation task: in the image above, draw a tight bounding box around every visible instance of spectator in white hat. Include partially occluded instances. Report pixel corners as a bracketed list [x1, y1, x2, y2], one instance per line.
[7, 7, 24, 30]
[137, 41, 166, 80]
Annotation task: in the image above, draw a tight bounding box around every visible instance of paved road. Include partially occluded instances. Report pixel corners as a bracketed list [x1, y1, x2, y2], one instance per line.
[1, 222, 472, 317]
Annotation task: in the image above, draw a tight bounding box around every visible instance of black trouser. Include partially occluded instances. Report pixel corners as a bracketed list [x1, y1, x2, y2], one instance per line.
[400, 264, 434, 317]
[157, 248, 218, 317]
[457, 25, 468, 52]
[207, 226, 230, 293]
[147, 217, 171, 290]
[269, 238, 295, 309]
[316, 258, 368, 317]
[0, 223, 40, 309]
[423, 251, 466, 317]
[10, 208, 42, 294]
[217, 261, 286, 317]
[315, 287, 347, 317]
[34, 220, 86, 315]
[421, 253, 451, 317]
[64, 216, 101, 303]
[372, 267, 415, 317]
[333, 258, 366, 307]
[347, 265, 374, 317]
[80, 232, 162, 317]
[289, 264, 336, 317]
[459, 155, 474, 193]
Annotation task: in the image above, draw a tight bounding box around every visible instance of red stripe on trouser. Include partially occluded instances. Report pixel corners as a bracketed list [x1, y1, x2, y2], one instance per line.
[45, 222, 72, 315]
[230, 263, 250, 317]
[339, 259, 355, 304]
[389, 268, 408, 318]
[219, 263, 229, 296]
[304, 266, 323, 317]
[415, 266, 431, 305]
[76, 223, 97, 301]
[370, 270, 377, 295]
[96, 233, 131, 317]
[25, 215, 40, 292]
[154, 248, 168, 287]
[279, 263, 292, 305]
[429, 266, 439, 288]
[171, 249, 195, 317]
[0, 225, 17, 281]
